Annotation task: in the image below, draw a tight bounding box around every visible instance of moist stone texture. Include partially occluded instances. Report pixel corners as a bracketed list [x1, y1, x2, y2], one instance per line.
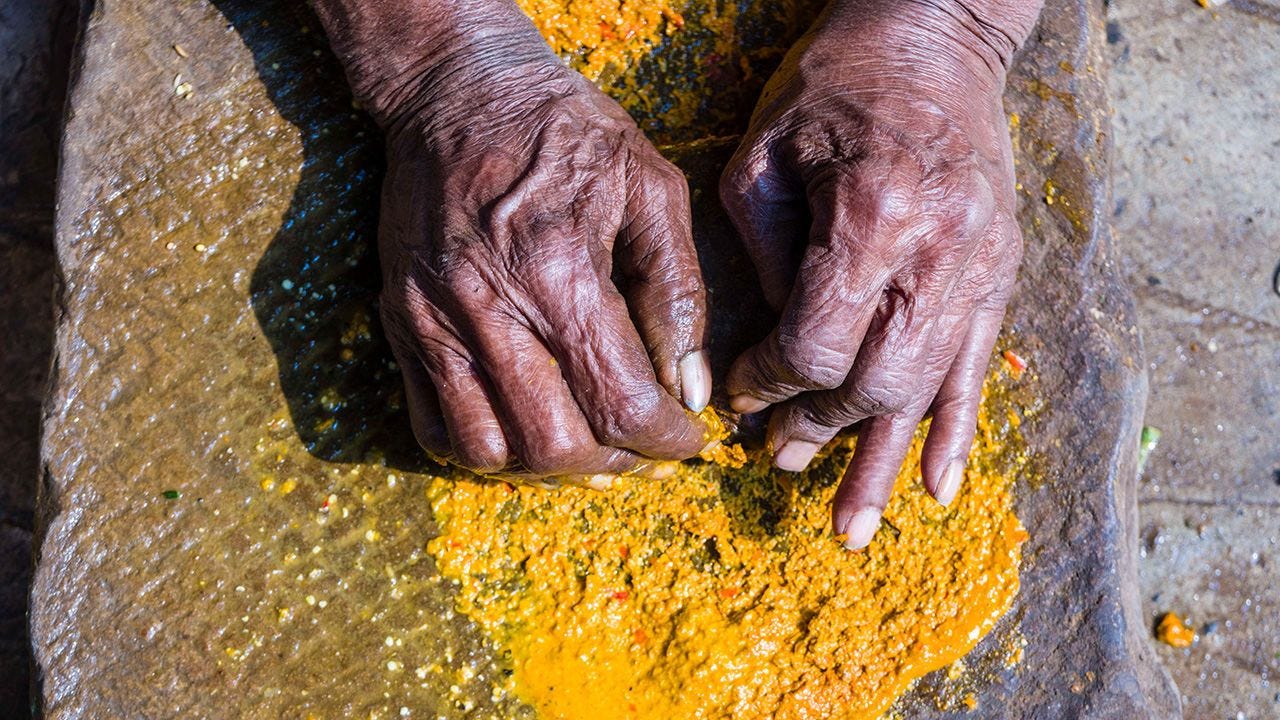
[31, 0, 1179, 718]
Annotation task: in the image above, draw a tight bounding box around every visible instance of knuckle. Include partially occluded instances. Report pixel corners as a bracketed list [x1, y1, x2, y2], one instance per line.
[845, 382, 911, 417]
[593, 390, 669, 446]
[717, 162, 752, 211]
[377, 300, 416, 348]
[774, 336, 848, 390]
[654, 160, 690, 194]
[520, 434, 593, 476]
[454, 438, 507, 474]
[797, 400, 850, 434]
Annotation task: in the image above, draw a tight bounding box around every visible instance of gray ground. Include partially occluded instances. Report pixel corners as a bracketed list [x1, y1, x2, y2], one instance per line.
[1108, 1, 1280, 717]
[0, 0, 1275, 717]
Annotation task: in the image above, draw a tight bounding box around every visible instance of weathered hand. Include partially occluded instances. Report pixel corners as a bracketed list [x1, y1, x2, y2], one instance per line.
[361, 21, 711, 480]
[720, 0, 1038, 546]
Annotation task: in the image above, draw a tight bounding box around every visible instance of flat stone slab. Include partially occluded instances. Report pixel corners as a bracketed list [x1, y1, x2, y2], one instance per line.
[32, 0, 1179, 717]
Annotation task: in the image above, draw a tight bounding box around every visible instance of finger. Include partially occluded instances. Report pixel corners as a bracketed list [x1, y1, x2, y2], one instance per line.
[764, 270, 956, 472]
[529, 242, 710, 461]
[920, 305, 1011, 511]
[724, 174, 890, 413]
[463, 308, 648, 477]
[718, 142, 807, 310]
[918, 212, 1021, 502]
[832, 411, 924, 550]
[617, 155, 711, 412]
[764, 173, 1005, 470]
[388, 302, 512, 473]
[394, 349, 450, 458]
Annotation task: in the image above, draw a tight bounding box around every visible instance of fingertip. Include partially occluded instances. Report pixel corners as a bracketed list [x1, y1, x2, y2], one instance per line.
[730, 393, 769, 414]
[837, 508, 882, 551]
[931, 458, 966, 507]
[679, 350, 712, 413]
[829, 414, 917, 550]
[774, 439, 821, 472]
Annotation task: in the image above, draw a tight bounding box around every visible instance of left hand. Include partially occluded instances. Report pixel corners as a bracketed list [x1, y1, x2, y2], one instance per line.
[719, 0, 1034, 548]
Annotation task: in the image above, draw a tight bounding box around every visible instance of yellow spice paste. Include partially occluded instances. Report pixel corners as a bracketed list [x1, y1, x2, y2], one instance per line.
[425, 383, 1027, 719]
[515, 0, 685, 81]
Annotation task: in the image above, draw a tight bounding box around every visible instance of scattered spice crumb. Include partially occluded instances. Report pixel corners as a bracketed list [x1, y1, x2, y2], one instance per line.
[173, 44, 189, 58]
[1003, 349, 1028, 377]
[1156, 612, 1196, 648]
[173, 74, 193, 99]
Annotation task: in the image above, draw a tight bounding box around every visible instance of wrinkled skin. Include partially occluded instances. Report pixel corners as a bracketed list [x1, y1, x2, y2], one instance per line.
[313, 0, 1038, 538]
[720, 0, 1026, 546]
[375, 53, 712, 484]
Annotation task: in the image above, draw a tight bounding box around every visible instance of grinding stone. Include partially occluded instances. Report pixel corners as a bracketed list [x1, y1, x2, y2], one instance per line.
[32, 0, 1180, 717]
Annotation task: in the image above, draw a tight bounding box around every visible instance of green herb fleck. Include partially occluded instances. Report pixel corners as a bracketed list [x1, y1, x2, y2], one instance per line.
[1137, 426, 1162, 476]
[162, 489, 180, 500]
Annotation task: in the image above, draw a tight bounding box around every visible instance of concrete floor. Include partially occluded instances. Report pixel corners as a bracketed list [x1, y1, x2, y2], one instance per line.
[1108, 0, 1280, 717]
[0, 0, 1277, 717]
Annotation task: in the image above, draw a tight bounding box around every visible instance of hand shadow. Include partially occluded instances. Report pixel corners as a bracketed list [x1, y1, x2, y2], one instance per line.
[211, 0, 431, 472]
[213, 0, 820, 542]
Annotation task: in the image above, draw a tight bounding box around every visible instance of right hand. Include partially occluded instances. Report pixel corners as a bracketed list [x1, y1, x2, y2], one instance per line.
[371, 35, 712, 482]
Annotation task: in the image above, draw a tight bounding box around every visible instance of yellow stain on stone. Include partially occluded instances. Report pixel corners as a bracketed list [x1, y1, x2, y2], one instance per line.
[425, 384, 1027, 720]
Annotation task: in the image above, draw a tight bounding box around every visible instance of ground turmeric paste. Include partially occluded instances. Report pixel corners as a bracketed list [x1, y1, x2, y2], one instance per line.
[514, 0, 685, 81]
[425, 380, 1026, 719]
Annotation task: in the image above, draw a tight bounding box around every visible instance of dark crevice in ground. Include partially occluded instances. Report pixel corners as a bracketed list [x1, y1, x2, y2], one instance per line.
[0, 0, 79, 715]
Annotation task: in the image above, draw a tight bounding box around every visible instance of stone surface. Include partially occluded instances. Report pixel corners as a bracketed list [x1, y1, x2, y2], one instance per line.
[1107, 1, 1280, 717]
[0, 0, 79, 714]
[29, 0, 1179, 718]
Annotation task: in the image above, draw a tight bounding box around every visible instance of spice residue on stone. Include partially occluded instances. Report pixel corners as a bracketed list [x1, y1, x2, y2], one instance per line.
[425, 382, 1028, 720]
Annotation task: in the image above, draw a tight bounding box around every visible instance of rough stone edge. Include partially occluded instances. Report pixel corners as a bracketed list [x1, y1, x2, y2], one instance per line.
[1003, 0, 1181, 714]
[30, 1, 101, 716]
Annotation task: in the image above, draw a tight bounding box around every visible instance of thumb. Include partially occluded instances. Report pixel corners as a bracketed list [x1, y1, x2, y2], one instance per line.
[615, 157, 711, 413]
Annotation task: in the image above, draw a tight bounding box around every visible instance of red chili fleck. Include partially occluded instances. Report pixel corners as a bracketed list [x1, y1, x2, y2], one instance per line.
[612, 590, 630, 601]
[1003, 349, 1028, 376]
[619, 545, 630, 559]
[719, 587, 739, 599]
[632, 628, 649, 645]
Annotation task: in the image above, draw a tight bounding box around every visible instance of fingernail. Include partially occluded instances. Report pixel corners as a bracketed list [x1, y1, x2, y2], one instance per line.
[679, 351, 712, 413]
[774, 440, 821, 472]
[649, 461, 679, 479]
[630, 461, 678, 480]
[730, 394, 769, 414]
[841, 509, 882, 551]
[581, 474, 616, 491]
[934, 459, 965, 507]
[700, 438, 722, 455]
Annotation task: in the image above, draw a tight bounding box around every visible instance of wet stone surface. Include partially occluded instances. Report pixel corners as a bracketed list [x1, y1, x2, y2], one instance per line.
[32, 0, 1179, 717]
